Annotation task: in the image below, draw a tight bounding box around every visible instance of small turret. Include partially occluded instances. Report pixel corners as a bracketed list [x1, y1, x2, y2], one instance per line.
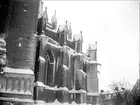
[51, 10, 57, 30]
[87, 42, 97, 61]
[73, 31, 83, 53]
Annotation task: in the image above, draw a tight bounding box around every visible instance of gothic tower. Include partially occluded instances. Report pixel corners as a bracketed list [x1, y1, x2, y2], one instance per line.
[87, 42, 100, 105]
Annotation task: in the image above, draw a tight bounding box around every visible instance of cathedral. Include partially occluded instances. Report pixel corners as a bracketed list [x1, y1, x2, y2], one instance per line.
[0, 0, 100, 105]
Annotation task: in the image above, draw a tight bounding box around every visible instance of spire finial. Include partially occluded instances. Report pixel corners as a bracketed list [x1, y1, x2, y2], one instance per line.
[69, 22, 71, 29]
[80, 31, 82, 35]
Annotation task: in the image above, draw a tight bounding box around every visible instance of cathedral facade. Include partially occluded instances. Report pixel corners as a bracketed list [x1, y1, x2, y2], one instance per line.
[0, 0, 100, 105]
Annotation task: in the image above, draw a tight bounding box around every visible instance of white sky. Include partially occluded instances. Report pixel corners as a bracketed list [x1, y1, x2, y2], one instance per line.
[43, 1, 139, 91]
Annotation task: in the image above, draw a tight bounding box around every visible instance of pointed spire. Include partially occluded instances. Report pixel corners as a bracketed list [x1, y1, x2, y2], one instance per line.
[51, 16, 54, 23]
[68, 22, 72, 39]
[69, 22, 71, 30]
[53, 10, 57, 23]
[69, 22, 72, 33]
[80, 31, 83, 42]
[44, 6, 48, 22]
[65, 20, 68, 31]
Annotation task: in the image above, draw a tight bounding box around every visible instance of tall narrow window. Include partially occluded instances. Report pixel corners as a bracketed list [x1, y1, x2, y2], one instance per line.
[44, 51, 55, 87]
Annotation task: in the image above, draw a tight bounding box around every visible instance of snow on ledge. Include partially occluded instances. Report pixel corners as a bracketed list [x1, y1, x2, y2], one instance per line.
[87, 92, 99, 96]
[57, 86, 69, 91]
[45, 85, 57, 91]
[85, 60, 100, 65]
[34, 83, 69, 91]
[69, 88, 87, 93]
[3, 67, 34, 75]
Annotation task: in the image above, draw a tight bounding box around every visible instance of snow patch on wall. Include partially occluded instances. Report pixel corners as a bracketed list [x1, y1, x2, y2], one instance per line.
[63, 65, 69, 71]
[39, 56, 46, 62]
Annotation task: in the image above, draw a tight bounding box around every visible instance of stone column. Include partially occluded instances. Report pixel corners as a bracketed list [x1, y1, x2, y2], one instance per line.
[0, 0, 40, 105]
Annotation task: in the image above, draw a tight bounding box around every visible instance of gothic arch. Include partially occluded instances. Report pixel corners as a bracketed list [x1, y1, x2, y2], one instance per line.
[44, 50, 56, 87]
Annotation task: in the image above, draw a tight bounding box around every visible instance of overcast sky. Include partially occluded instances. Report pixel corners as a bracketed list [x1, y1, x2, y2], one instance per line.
[43, 1, 139, 91]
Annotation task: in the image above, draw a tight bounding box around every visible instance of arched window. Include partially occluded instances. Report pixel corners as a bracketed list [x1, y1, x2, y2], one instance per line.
[44, 50, 55, 87]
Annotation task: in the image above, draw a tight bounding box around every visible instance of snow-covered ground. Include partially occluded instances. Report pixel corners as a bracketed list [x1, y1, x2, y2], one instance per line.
[34, 99, 92, 105]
